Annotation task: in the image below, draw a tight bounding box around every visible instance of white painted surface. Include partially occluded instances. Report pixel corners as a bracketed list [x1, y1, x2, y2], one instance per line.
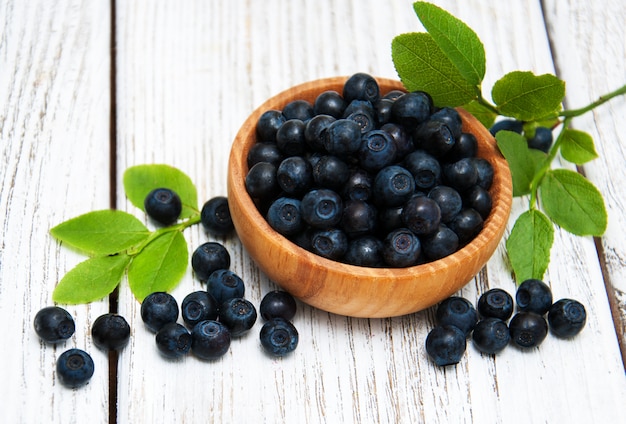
[2, 1, 625, 423]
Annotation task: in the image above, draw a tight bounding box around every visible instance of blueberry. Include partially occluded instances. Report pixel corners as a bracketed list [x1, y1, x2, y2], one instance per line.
[374, 98, 394, 125]
[245, 161, 279, 200]
[391, 91, 433, 129]
[381, 122, 413, 160]
[377, 205, 404, 234]
[383, 89, 405, 101]
[155, 322, 192, 358]
[324, 119, 362, 157]
[259, 290, 298, 321]
[443, 158, 478, 191]
[472, 318, 511, 355]
[342, 168, 373, 202]
[56, 348, 95, 388]
[489, 118, 523, 136]
[277, 156, 313, 196]
[414, 119, 455, 158]
[91, 313, 131, 351]
[358, 130, 397, 172]
[477, 288, 514, 321]
[401, 195, 441, 236]
[144, 188, 182, 226]
[343, 72, 380, 104]
[449, 208, 484, 245]
[344, 235, 385, 267]
[191, 320, 231, 360]
[421, 225, 459, 261]
[509, 311, 548, 348]
[346, 109, 376, 134]
[206, 269, 245, 305]
[548, 298, 587, 338]
[266, 197, 304, 236]
[247, 142, 283, 168]
[256, 109, 286, 142]
[276, 119, 306, 156]
[382, 228, 421, 267]
[260, 317, 299, 356]
[435, 296, 478, 336]
[516, 279, 553, 315]
[33, 306, 75, 343]
[425, 325, 466, 366]
[181, 291, 219, 328]
[428, 185, 462, 223]
[304, 114, 336, 151]
[340, 199, 377, 238]
[312, 155, 350, 191]
[472, 158, 494, 190]
[219, 298, 258, 337]
[431, 107, 463, 140]
[200, 196, 234, 236]
[313, 90, 346, 118]
[309, 228, 348, 260]
[301, 189, 343, 229]
[282, 99, 314, 121]
[403, 150, 441, 191]
[446, 132, 478, 162]
[191, 242, 231, 281]
[527, 126, 553, 153]
[463, 185, 492, 220]
[373, 165, 415, 207]
[140, 292, 179, 333]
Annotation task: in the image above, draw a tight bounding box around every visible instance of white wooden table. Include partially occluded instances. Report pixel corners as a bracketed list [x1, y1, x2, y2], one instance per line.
[2, 1, 625, 422]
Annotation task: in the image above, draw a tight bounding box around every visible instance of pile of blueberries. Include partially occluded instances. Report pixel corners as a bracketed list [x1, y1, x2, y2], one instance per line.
[245, 72, 494, 267]
[425, 279, 587, 366]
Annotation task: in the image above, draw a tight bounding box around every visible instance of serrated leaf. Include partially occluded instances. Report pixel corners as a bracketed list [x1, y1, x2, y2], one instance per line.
[123, 164, 198, 219]
[460, 100, 497, 128]
[53, 254, 131, 304]
[506, 209, 554, 283]
[496, 130, 547, 196]
[127, 231, 188, 301]
[392, 32, 478, 107]
[413, 1, 486, 86]
[492, 71, 565, 121]
[559, 128, 599, 164]
[539, 169, 607, 236]
[50, 210, 150, 255]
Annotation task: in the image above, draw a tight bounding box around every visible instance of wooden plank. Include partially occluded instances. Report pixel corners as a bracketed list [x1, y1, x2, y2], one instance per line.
[543, 0, 626, 362]
[0, 0, 112, 422]
[113, 1, 626, 423]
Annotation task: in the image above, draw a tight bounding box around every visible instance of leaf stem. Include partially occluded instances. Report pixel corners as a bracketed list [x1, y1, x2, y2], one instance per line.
[126, 213, 201, 256]
[476, 92, 500, 116]
[559, 83, 626, 118]
[528, 117, 572, 209]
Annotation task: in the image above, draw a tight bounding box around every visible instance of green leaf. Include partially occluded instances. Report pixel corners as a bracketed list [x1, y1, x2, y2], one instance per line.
[492, 71, 565, 121]
[413, 1, 486, 86]
[539, 169, 607, 236]
[127, 231, 188, 301]
[460, 100, 497, 128]
[559, 128, 599, 165]
[392, 32, 478, 107]
[496, 130, 547, 196]
[123, 164, 198, 219]
[50, 210, 150, 256]
[53, 254, 131, 304]
[506, 209, 554, 283]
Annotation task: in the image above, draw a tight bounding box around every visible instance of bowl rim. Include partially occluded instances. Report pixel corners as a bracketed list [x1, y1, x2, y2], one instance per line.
[227, 76, 512, 316]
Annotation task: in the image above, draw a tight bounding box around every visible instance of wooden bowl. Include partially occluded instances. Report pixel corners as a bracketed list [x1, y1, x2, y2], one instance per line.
[227, 77, 512, 318]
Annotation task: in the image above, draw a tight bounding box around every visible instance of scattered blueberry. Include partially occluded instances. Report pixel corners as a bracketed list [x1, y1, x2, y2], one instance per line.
[425, 325, 466, 366]
[34, 306, 75, 343]
[191, 242, 231, 281]
[259, 290, 297, 321]
[191, 320, 231, 360]
[477, 288, 514, 321]
[527, 126, 553, 153]
[516, 279, 553, 315]
[144, 188, 182, 226]
[91, 313, 131, 351]
[200, 196, 234, 236]
[472, 318, 510, 355]
[435, 296, 478, 336]
[155, 322, 192, 358]
[260, 317, 299, 356]
[181, 291, 219, 328]
[219, 298, 258, 337]
[56, 348, 95, 388]
[509, 311, 548, 348]
[140, 292, 179, 333]
[206, 269, 245, 305]
[548, 299, 587, 338]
